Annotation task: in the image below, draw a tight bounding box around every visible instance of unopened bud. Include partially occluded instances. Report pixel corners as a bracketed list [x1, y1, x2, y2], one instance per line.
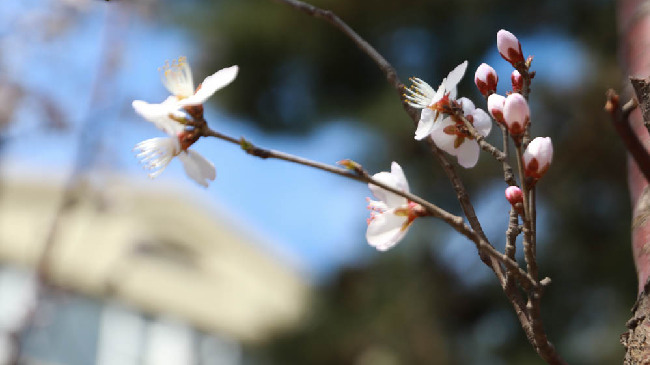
[497, 29, 524, 66]
[511, 70, 523, 93]
[505, 185, 523, 206]
[523, 137, 553, 180]
[503, 93, 529, 136]
[474, 63, 498, 96]
[487, 94, 506, 125]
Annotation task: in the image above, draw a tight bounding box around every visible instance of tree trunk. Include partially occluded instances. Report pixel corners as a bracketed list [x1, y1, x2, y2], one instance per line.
[618, 0, 650, 363]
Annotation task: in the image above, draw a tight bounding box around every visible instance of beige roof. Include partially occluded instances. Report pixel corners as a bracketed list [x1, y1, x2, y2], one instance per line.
[0, 175, 310, 343]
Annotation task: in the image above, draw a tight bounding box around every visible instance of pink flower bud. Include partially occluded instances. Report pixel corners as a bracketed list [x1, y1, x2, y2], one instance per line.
[474, 63, 498, 96]
[523, 137, 553, 180]
[487, 94, 506, 125]
[505, 185, 523, 206]
[511, 70, 523, 92]
[497, 29, 524, 66]
[503, 93, 529, 136]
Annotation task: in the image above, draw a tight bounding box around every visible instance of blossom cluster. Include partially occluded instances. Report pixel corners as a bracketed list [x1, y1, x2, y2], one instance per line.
[367, 29, 555, 251]
[132, 57, 238, 187]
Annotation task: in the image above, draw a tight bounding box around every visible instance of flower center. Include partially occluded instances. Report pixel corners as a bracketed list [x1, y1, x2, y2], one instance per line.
[160, 56, 194, 98]
[443, 114, 476, 148]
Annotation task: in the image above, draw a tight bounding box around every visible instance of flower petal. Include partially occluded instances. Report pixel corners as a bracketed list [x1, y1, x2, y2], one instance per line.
[414, 109, 436, 140]
[472, 108, 492, 137]
[134, 137, 180, 178]
[132, 100, 185, 136]
[369, 171, 408, 209]
[457, 97, 475, 116]
[443, 60, 468, 98]
[456, 140, 480, 168]
[177, 66, 239, 107]
[366, 210, 409, 251]
[390, 162, 410, 194]
[178, 149, 216, 187]
[430, 117, 458, 155]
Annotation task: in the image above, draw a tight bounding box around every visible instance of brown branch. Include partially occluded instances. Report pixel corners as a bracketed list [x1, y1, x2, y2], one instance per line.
[605, 89, 648, 181]
[263, 2, 565, 363]
[500, 125, 517, 186]
[201, 125, 538, 291]
[269, 0, 403, 95]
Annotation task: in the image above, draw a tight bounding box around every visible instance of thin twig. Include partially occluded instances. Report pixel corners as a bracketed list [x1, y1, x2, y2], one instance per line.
[605, 90, 647, 181]
[201, 125, 538, 291]
[263, 1, 566, 363]
[500, 125, 517, 186]
[454, 112, 507, 162]
[515, 144, 537, 281]
[271, 0, 512, 287]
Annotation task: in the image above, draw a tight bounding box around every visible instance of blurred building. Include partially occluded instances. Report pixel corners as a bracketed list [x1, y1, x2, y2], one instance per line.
[0, 174, 310, 365]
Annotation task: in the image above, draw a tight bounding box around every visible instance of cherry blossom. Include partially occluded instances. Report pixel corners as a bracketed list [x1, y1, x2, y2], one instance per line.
[430, 97, 492, 168]
[366, 162, 423, 251]
[404, 61, 468, 140]
[132, 101, 216, 187]
[158, 56, 238, 107]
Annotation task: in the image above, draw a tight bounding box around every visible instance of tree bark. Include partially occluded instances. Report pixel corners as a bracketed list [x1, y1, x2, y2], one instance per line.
[618, 0, 650, 363]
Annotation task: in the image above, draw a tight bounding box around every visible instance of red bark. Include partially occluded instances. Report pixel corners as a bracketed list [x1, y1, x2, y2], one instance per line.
[618, 0, 650, 363]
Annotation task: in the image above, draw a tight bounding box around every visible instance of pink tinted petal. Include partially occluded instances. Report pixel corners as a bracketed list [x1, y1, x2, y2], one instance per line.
[456, 140, 480, 168]
[471, 108, 492, 137]
[457, 97, 475, 116]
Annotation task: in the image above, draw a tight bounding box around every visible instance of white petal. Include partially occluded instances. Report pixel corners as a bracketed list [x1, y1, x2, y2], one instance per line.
[134, 137, 180, 178]
[430, 117, 458, 155]
[457, 97, 475, 116]
[369, 172, 408, 209]
[414, 109, 436, 140]
[390, 162, 410, 193]
[178, 150, 216, 187]
[432, 84, 446, 104]
[366, 210, 409, 251]
[132, 100, 185, 136]
[472, 108, 492, 137]
[160, 57, 195, 98]
[177, 66, 239, 107]
[443, 60, 468, 95]
[456, 140, 480, 168]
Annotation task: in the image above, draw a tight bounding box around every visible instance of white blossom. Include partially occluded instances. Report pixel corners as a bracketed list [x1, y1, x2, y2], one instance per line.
[404, 61, 468, 140]
[430, 97, 492, 168]
[132, 100, 216, 187]
[159, 56, 238, 107]
[366, 162, 420, 251]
